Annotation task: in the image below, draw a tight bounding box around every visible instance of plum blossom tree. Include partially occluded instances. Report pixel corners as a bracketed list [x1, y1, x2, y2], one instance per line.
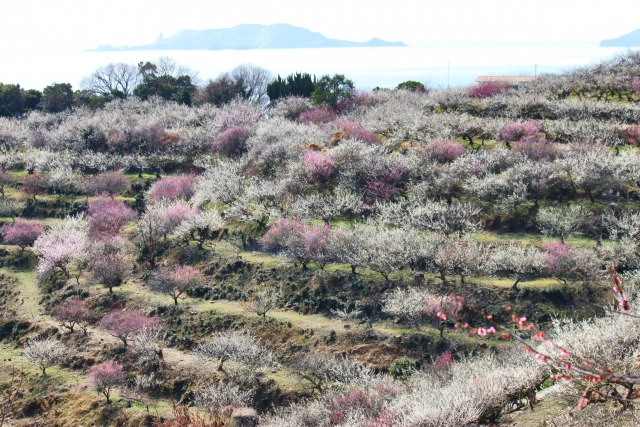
[1, 219, 44, 252]
[23, 337, 68, 375]
[537, 205, 589, 242]
[468, 81, 509, 98]
[88, 361, 125, 404]
[88, 238, 131, 293]
[172, 209, 225, 249]
[148, 265, 202, 305]
[33, 215, 88, 279]
[147, 174, 197, 202]
[82, 170, 130, 197]
[87, 196, 135, 239]
[492, 241, 546, 290]
[99, 309, 159, 348]
[196, 331, 272, 372]
[51, 298, 91, 335]
[299, 107, 336, 124]
[302, 149, 334, 184]
[243, 289, 281, 321]
[602, 210, 640, 240]
[422, 140, 465, 163]
[211, 125, 252, 158]
[498, 120, 542, 147]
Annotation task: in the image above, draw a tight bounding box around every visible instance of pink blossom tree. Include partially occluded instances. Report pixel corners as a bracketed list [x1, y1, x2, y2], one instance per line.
[513, 139, 559, 160]
[365, 167, 404, 202]
[299, 107, 336, 124]
[147, 174, 197, 202]
[0, 172, 14, 198]
[422, 140, 465, 163]
[302, 150, 334, 184]
[498, 120, 542, 147]
[21, 174, 46, 200]
[51, 298, 91, 335]
[99, 309, 159, 348]
[87, 196, 135, 239]
[88, 361, 125, 404]
[2, 219, 45, 253]
[633, 76, 640, 97]
[327, 119, 379, 144]
[259, 218, 307, 253]
[620, 125, 640, 145]
[82, 170, 129, 197]
[304, 224, 334, 270]
[88, 239, 130, 293]
[148, 265, 202, 305]
[468, 81, 509, 98]
[211, 125, 251, 158]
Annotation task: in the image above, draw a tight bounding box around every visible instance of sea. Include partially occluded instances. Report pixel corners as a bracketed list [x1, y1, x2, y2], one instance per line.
[1, 41, 636, 91]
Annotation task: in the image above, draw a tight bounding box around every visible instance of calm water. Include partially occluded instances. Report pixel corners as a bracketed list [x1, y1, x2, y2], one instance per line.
[1, 42, 635, 91]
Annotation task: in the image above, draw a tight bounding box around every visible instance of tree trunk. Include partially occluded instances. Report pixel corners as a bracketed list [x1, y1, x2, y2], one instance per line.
[511, 277, 521, 291]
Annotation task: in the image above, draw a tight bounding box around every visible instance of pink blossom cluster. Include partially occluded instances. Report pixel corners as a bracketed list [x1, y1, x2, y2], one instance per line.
[468, 81, 509, 98]
[82, 170, 129, 197]
[148, 174, 197, 202]
[302, 150, 334, 182]
[87, 196, 135, 239]
[422, 140, 465, 163]
[211, 125, 251, 158]
[365, 167, 405, 202]
[498, 120, 542, 143]
[327, 119, 379, 144]
[2, 219, 45, 251]
[620, 125, 640, 145]
[88, 361, 125, 403]
[99, 309, 159, 347]
[298, 107, 336, 124]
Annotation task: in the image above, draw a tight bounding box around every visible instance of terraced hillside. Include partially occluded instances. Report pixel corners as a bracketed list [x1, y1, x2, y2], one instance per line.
[1, 53, 640, 426]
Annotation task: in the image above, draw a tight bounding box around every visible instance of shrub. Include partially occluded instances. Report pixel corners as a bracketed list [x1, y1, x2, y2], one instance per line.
[389, 357, 418, 379]
[211, 125, 251, 158]
[396, 81, 426, 92]
[423, 140, 465, 163]
[468, 81, 509, 98]
[2, 219, 44, 252]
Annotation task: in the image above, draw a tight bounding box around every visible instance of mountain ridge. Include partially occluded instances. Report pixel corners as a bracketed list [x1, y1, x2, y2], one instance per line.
[88, 24, 406, 51]
[600, 28, 640, 47]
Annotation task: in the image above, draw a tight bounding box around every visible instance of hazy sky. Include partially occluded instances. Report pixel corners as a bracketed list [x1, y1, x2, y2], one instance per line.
[1, 0, 639, 53]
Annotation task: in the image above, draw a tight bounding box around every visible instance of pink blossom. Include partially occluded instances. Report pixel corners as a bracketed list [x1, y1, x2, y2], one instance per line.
[148, 174, 197, 202]
[2, 220, 45, 251]
[477, 328, 487, 337]
[99, 309, 159, 348]
[561, 349, 571, 359]
[259, 218, 307, 252]
[487, 326, 496, 334]
[83, 170, 129, 197]
[302, 150, 334, 183]
[365, 167, 405, 202]
[498, 120, 541, 143]
[211, 125, 251, 157]
[423, 140, 465, 163]
[149, 265, 202, 305]
[326, 119, 379, 144]
[468, 81, 509, 98]
[88, 361, 125, 404]
[87, 196, 135, 239]
[299, 107, 335, 124]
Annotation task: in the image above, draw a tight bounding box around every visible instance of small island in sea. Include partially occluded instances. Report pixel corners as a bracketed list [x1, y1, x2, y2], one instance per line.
[88, 23, 406, 51]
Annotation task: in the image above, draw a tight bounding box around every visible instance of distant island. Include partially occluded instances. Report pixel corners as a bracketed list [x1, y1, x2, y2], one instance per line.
[88, 24, 406, 51]
[600, 28, 640, 47]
